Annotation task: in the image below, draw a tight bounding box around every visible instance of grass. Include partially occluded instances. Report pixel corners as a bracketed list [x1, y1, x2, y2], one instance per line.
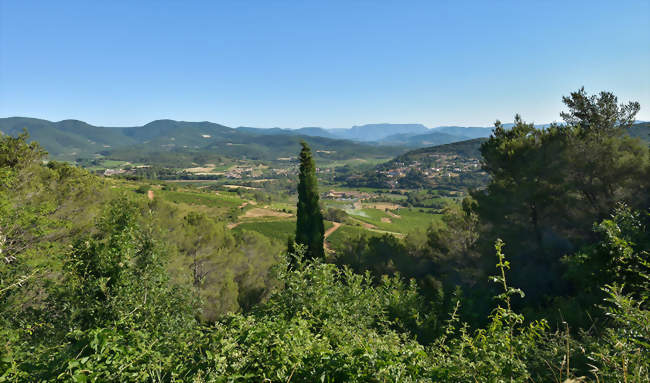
[267, 202, 295, 213]
[233, 219, 333, 242]
[318, 157, 391, 169]
[164, 180, 222, 187]
[233, 220, 296, 240]
[346, 207, 441, 234]
[326, 224, 385, 249]
[159, 190, 244, 209]
[325, 185, 391, 194]
[84, 159, 132, 171]
[394, 208, 443, 231]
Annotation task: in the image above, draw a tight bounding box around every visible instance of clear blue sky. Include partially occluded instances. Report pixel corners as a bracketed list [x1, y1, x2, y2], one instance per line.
[1, 0, 649, 128]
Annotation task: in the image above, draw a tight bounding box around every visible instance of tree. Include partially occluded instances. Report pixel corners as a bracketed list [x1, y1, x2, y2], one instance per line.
[295, 141, 325, 259]
[561, 88, 648, 218]
[426, 197, 481, 285]
[560, 87, 640, 136]
[472, 89, 649, 304]
[0, 132, 100, 311]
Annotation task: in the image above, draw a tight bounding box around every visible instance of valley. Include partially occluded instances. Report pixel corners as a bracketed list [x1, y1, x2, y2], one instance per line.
[3, 90, 649, 382]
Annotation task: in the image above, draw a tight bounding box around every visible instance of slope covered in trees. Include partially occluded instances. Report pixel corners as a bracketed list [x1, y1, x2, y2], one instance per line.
[1, 89, 649, 381]
[0, 118, 406, 164]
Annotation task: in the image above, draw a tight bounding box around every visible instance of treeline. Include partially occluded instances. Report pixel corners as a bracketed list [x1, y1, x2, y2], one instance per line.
[333, 88, 650, 327]
[1, 89, 649, 381]
[0, 133, 282, 323]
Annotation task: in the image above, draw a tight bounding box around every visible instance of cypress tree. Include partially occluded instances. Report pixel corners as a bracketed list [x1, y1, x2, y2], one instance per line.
[295, 141, 325, 259]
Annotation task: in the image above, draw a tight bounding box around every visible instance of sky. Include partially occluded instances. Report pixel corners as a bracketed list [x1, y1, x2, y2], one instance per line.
[1, 0, 649, 129]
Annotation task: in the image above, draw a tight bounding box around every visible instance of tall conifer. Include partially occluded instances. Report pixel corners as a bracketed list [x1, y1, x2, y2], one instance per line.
[295, 141, 325, 259]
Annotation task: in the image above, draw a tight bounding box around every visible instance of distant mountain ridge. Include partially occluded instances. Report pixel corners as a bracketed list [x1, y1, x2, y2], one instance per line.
[2, 117, 646, 164]
[0, 117, 407, 163]
[235, 123, 494, 146]
[287, 123, 492, 143]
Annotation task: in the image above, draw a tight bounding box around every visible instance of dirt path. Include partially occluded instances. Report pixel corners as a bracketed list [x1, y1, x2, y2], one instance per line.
[323, 222, 342, 253]
[324, 222, 342, 238]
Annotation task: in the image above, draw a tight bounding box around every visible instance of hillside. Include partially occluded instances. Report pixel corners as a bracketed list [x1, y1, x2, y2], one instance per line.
[0, 117, 407, 164]
[343, 138, 488, 190]
[431, 126, 493, 139]
[334, 123, 429, 141]
[237, 123, 433, 142]
[0, 117, 138, 157]
[629, 121, 650, 141]
[378, 130, 473, 147]
[386, 137, 487, 165]
[3, 117, 646, 166]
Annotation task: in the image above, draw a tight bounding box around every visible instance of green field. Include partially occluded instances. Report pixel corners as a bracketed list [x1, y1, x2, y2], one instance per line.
[159, 189, 244, 209]
[318, 157, 391, 168]
[233, 219, 296, 240]
[84, 159, 133, 171]
[152, 184, 439, 244]
[234, 219, 334, 242]
[346, 207, 440, 233]
[326, 224, 385, 249]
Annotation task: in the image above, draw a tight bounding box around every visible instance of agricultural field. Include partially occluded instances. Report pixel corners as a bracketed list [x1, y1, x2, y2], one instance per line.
[233, 219, 334, 243]
[346, 206, 441, 234]
[318, 157, 392, 169]
[232, 219, 296, 240]
[158, 189, 244, 209]
[83, 159, 134, 171]
[325, 223, 385, 249]
[120, 180, 442, 253]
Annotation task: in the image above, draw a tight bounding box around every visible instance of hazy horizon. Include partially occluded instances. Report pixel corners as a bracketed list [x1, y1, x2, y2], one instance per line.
[1, 115, 568, 130]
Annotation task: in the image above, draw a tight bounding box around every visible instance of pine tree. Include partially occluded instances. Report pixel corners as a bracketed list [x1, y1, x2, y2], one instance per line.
[295, 141, 325, 259]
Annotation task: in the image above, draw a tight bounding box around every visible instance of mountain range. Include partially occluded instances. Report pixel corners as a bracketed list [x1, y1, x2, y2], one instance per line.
[0, 118, 495, 161]
[0, 117, 408, 164]
[244, 123, 495, 145]
[2, 117, 647, 166]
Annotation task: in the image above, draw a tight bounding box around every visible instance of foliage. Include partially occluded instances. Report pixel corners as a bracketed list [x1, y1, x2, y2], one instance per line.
[560, 204, 649, 327]
[472, 89, 650, 309]
[1, 132, 102, 317]
[295, 141, 325, 259]
[322, 207, 348, 223]
[2, 90, 650, 381]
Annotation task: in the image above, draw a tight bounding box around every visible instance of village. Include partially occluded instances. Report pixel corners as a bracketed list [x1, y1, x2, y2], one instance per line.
[380, 153, 482, 181]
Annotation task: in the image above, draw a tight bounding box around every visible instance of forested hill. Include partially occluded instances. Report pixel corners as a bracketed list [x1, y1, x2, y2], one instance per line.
[0, 117, 407, 163]
[380, 121, 649, 169]
[629, 121, 650, 141]
[341, 138, 488, 190]
[3, 89, 650, 381]
[381, 137, 487, 168]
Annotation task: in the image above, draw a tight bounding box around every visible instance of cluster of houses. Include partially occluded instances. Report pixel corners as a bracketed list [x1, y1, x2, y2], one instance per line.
[224, 165, 264, 179]
[103, 168, 127, 176]
[323, 189, 371, 201]
[380, 154, 483, 183]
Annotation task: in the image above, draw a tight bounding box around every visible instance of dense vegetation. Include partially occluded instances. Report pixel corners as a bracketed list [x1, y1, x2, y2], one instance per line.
[0, 118, 405, 165]
[1, 89, 649, 382]
[294, 142, 325, 259]
[345, 120, 649, 191]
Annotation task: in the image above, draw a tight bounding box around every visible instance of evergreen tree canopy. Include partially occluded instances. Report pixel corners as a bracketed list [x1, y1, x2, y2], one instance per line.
[295, 141, 325, 259]
[472, 89, 650, 304]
